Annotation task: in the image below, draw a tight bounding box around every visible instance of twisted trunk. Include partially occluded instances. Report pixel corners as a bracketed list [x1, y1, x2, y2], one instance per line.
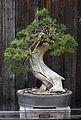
[30, 42, 65, 92]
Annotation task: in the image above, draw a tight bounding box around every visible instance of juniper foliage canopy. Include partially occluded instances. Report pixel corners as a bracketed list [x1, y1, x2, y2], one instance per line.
[4, 8, 78, 73]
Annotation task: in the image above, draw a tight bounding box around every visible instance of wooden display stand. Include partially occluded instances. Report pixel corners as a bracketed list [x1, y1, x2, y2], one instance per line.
[19, 106, 71, 119]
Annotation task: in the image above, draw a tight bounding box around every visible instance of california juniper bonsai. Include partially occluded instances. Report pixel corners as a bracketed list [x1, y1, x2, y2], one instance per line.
[4, 8, 78, 92]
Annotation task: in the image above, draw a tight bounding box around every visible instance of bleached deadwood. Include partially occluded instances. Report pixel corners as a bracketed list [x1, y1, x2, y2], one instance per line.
[30, 42, 65, 92]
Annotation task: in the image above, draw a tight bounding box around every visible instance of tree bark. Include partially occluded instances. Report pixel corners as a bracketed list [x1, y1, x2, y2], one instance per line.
[30, 42, 65, 92]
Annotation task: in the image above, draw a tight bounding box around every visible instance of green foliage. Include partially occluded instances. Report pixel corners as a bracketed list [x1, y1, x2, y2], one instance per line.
[10, 39, 27, 47]
[18, 20, 39, 37]
[4, 8, 78, 73]
[49, 34, 78, 56]
[36, 8, 48, 17]
[9, 64, 31, 73]
[59, 24, 67, 33]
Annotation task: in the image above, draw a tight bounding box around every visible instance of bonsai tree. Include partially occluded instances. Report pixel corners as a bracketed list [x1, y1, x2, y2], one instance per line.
[4, 8, 78, 93]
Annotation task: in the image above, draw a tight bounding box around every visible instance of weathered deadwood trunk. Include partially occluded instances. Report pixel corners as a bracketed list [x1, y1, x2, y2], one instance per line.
[30, 42, 65, 92]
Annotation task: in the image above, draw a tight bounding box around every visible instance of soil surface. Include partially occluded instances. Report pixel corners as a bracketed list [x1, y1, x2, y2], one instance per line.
[20, 88, 67, 95]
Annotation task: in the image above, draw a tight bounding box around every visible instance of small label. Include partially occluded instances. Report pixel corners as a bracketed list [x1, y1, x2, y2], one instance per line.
[39, 113, 50, 118]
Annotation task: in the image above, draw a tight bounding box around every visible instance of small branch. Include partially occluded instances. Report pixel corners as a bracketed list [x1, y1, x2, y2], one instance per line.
[29, 41, 38, 50]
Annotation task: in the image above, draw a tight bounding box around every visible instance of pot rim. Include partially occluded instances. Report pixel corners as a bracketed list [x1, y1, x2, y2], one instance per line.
[17, 89, 72, 97]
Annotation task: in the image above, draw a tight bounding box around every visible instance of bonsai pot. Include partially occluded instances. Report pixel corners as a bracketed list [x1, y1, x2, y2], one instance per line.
[17, 89, 72, 108]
